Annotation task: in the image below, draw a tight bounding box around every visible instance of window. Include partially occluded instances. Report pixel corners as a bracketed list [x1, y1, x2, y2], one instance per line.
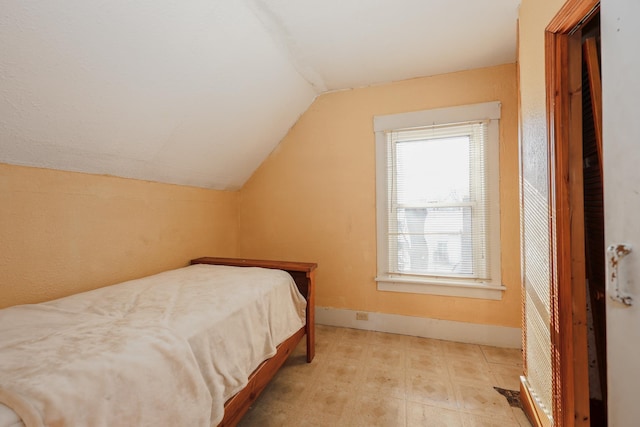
[374, 102, 504, 300]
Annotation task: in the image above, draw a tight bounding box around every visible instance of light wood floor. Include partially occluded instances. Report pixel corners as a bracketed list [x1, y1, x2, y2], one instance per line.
[239, 325, 532, 427]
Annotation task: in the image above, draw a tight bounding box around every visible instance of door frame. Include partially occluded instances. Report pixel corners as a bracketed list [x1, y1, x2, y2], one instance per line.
[541, 1, 600, 426]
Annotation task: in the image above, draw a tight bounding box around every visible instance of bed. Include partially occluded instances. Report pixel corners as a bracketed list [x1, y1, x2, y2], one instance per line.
[0, 257, 317, 427]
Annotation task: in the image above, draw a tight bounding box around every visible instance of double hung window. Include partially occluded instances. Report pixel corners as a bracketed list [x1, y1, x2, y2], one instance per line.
[374, 102, 503, 299]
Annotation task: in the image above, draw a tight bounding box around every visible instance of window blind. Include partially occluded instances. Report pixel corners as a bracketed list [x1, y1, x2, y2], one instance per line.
[385, 121, 491, 280]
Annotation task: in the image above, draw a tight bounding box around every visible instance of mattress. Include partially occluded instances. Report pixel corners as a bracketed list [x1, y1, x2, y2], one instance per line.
[0, 264, 306, 427]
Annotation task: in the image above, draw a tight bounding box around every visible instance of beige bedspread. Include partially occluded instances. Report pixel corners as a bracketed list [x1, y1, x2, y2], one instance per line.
[0, 264, 306, 426]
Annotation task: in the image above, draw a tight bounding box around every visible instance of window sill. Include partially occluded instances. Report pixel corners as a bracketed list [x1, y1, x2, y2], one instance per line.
[375, 276, 505, 300]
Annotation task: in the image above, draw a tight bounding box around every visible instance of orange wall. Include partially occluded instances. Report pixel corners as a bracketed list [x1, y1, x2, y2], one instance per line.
[239, 63, 521, 328]
[0, 163, 238, 308]
[516, 0, 567, 417]
[519, 0, 566, 166]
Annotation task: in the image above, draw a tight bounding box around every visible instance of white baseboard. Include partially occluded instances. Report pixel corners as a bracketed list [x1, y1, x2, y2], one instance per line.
[315, 306, 522, 349]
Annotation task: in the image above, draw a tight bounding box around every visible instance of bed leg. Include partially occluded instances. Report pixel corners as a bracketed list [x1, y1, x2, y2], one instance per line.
[306, 324, 315, 363]
[306, 270, 315, 363]
[305, 268, 316, 363]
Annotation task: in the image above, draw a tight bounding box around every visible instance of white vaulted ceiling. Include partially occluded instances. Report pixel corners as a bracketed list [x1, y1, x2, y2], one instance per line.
[0, 0, 520, 190]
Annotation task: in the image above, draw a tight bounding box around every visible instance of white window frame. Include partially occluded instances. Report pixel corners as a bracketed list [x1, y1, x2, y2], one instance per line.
[374, 102, 504, 300]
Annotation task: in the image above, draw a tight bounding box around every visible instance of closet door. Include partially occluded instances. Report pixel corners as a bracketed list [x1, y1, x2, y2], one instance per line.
[602, 1, 640, 425]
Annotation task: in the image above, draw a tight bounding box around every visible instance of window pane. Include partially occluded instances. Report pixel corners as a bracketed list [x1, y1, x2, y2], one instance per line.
[376, 107, 499, 286]
[395, 136, 470, 205]
[394, 207, 473, 276]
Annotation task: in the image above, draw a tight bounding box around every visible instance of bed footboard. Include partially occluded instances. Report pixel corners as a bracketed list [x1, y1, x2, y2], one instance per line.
[191, 257, 317, 426]
[190, 257, 317, 362]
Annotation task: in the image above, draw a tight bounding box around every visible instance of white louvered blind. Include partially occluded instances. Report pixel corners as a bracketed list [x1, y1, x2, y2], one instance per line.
[385, 121, 491, 280]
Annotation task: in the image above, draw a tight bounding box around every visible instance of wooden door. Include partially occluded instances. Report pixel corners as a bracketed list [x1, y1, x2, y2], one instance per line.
[521, 1, 600, 426]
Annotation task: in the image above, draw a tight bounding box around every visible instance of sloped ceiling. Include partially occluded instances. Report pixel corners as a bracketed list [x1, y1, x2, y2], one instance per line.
[0, 0, 520, 190]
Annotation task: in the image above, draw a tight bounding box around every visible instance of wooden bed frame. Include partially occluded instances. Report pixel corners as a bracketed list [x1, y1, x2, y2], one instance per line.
[190, 257, 317, 427]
